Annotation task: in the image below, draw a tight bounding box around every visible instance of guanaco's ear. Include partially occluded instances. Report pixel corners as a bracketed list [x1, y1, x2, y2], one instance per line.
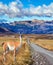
[1, 42, 4, 46]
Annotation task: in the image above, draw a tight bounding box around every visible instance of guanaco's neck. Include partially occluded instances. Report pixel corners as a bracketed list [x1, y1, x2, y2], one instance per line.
[20, 34, 22, 46]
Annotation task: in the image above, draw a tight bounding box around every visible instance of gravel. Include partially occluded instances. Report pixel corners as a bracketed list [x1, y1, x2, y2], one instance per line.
[31, 52, 52, 65]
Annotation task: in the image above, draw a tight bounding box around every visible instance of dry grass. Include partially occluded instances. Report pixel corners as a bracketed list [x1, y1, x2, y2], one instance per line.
[0, 35, 53, 65]
[0, 36, 32, 65]
[30, 38, 53, 51]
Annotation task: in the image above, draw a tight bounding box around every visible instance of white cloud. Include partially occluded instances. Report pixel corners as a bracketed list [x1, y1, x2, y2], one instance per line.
[16, 0, 23, 7]
[42, 4, 53, 17]
[28, 3, 53, 17]
[0, 1, 53, 18]
[0, 2, 8, 15]
[29, 6, 42, 16]
[8, 2, 21, 17]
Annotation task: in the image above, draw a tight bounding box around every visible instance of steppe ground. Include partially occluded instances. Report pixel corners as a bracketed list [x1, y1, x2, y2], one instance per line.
[0, 35, 32, 65]
[0, 34, 53, 65]
[30, 37, 53, 51]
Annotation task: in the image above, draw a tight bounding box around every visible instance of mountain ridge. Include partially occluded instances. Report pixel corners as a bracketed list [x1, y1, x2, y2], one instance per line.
[0, 19, 53, 34]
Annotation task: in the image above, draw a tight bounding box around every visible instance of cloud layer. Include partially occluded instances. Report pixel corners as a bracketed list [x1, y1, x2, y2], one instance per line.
[0, 1, 53, 18]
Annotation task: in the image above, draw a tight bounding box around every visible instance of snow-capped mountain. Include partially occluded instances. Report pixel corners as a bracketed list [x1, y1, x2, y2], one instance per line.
[0, 19, 53, 34]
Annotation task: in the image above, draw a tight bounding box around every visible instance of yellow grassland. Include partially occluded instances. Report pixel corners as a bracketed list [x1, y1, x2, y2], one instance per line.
[0, 36, 32, 65]
[30, 38, 53, 51]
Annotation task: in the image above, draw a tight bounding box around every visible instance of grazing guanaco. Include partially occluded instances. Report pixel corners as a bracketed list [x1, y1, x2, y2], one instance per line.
[2, 34, 22, 62]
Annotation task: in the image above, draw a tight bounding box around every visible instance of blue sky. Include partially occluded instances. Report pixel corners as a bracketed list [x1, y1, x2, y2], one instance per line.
[0, 0, 53, 22]
[0, 0, 53, 6]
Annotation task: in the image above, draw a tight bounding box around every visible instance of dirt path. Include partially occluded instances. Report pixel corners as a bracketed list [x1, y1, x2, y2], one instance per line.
[27, 39, 53, 65]
[30, 43, 53, 65]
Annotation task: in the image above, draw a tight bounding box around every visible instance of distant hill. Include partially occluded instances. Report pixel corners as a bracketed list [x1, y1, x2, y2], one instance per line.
[0, 19, 53, 34]
[0, 27, 8, 33]
[0, 26, 14, 35]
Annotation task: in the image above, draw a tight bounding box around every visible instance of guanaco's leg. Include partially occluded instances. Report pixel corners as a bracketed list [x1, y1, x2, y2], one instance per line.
[14, 49, 16, 62]
[3, 44, 6, 62]
[3, 51, 6, 62]
[3, 44, 9, 62]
